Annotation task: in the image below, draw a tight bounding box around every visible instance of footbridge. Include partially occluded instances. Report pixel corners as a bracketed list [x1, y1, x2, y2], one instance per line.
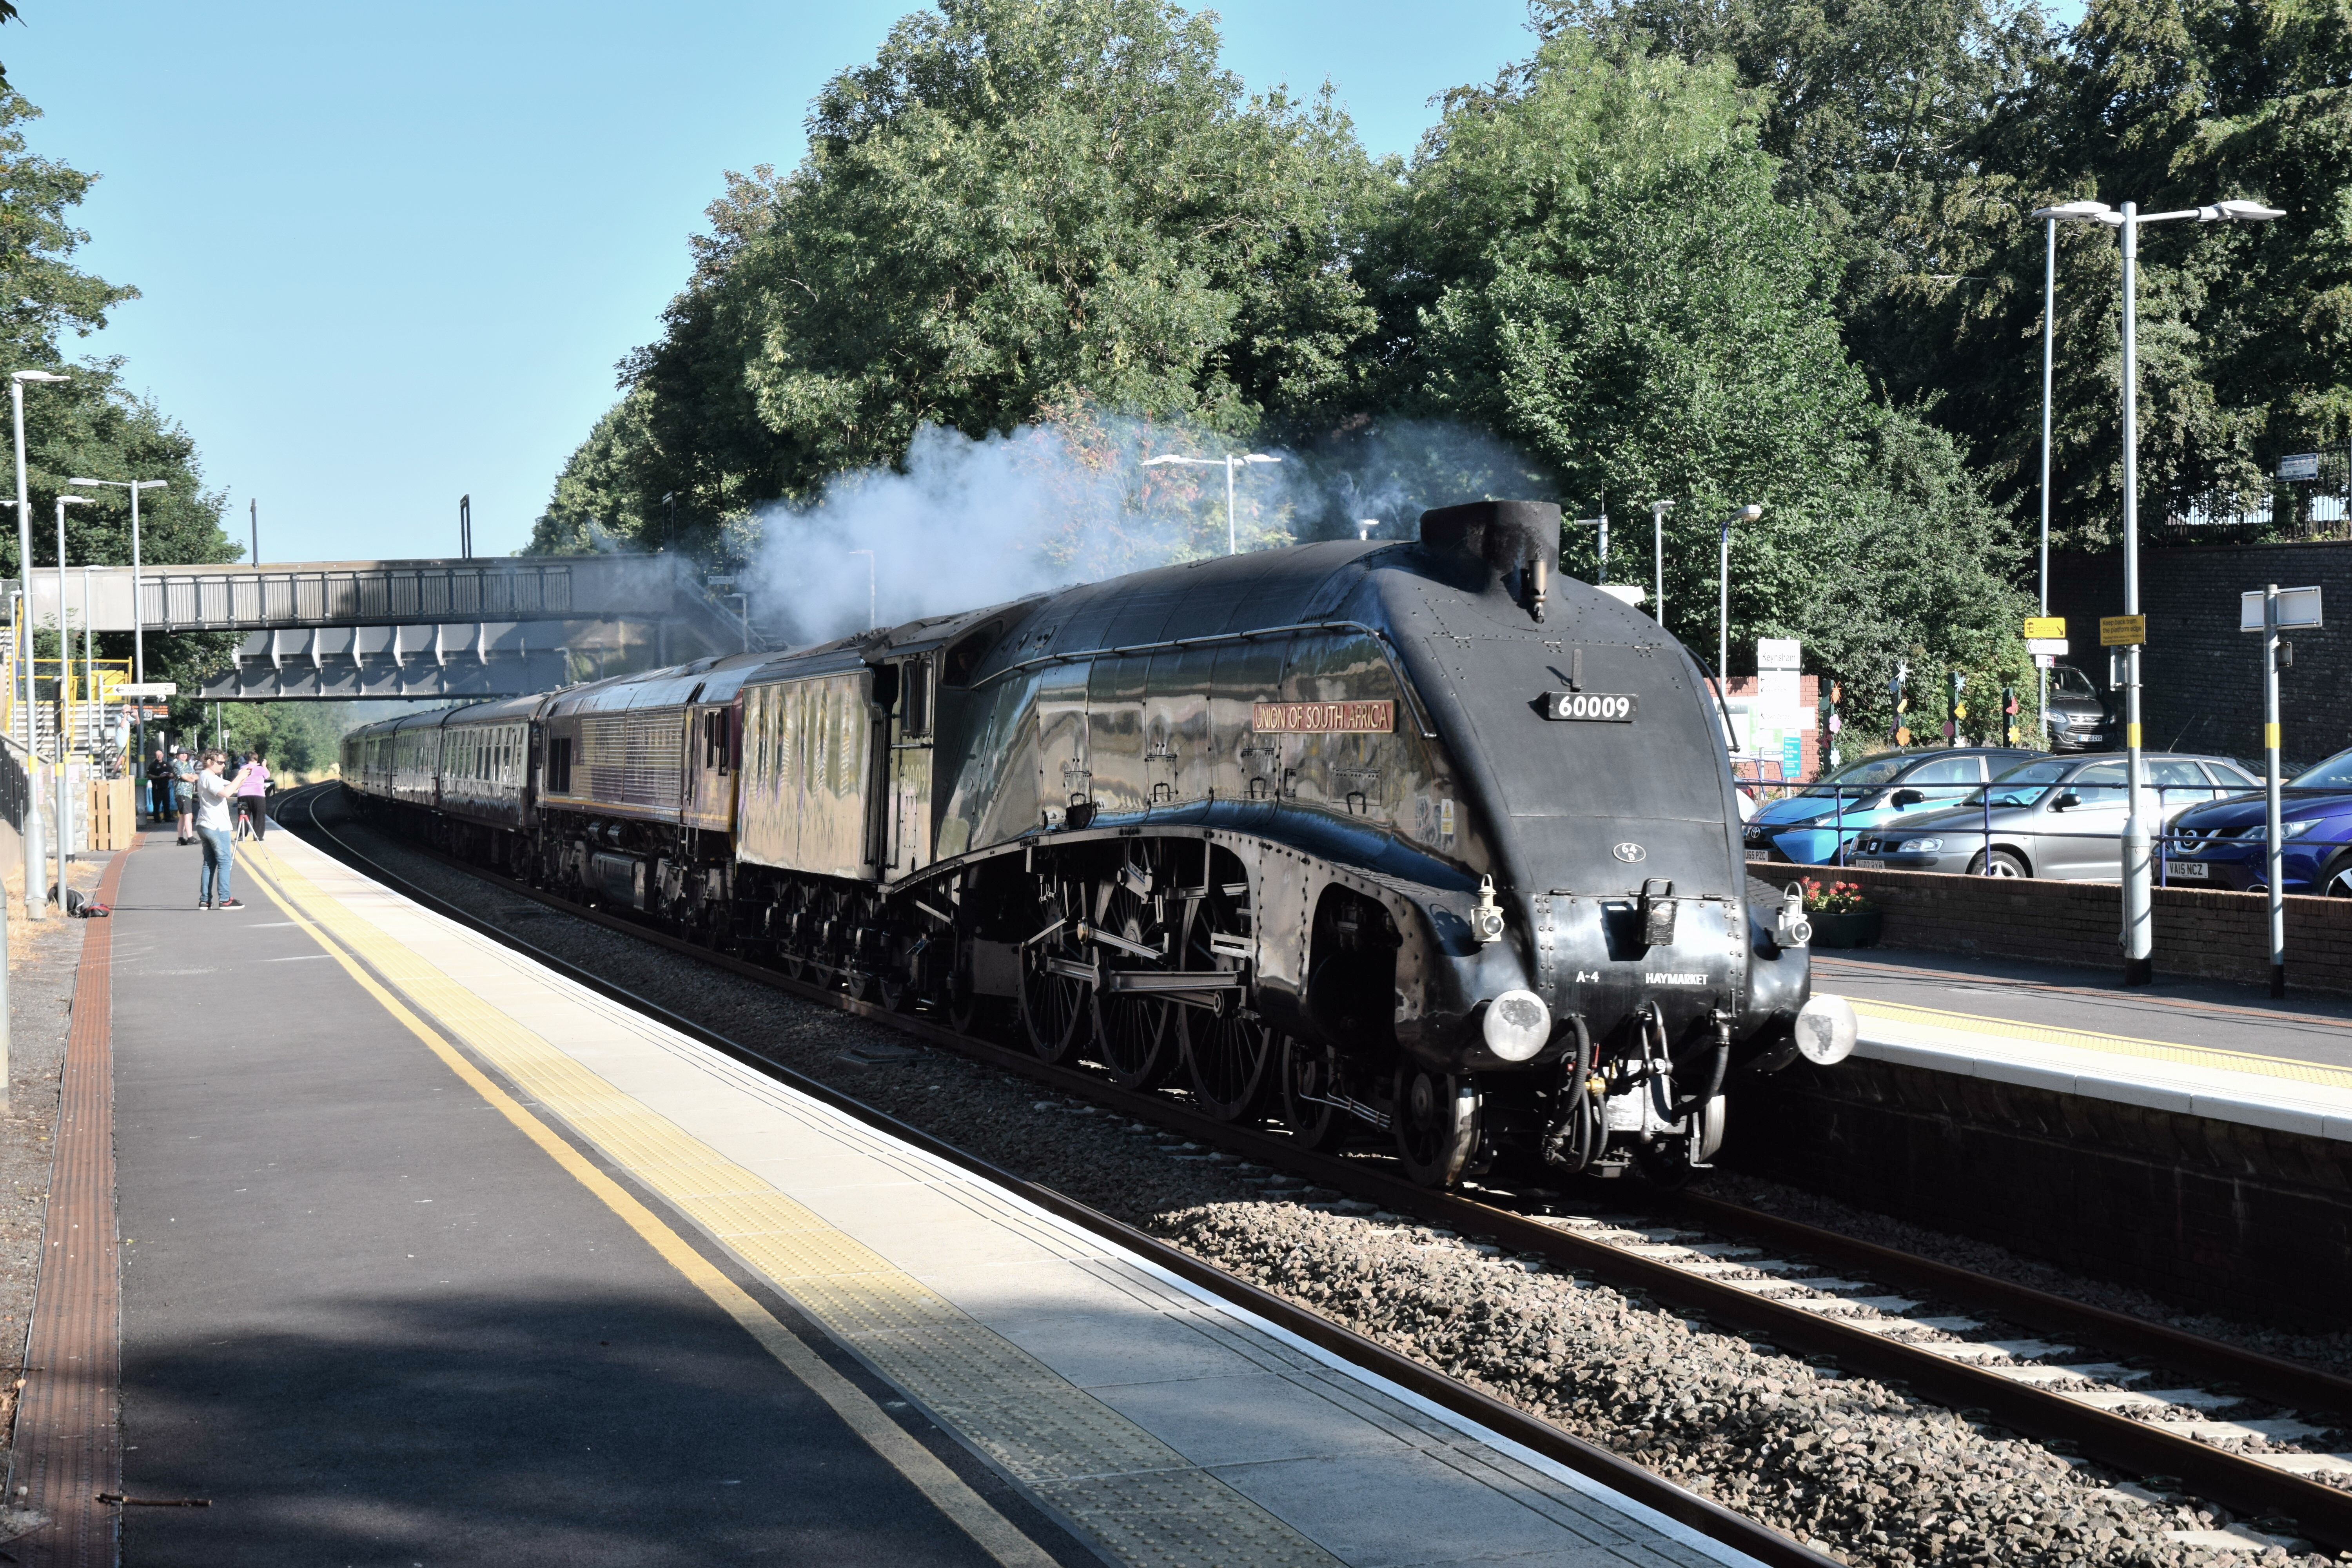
[7, 553, 768, 699]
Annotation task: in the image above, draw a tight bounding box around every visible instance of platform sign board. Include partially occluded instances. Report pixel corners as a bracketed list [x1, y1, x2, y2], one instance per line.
[2022, 616, 2065, 640]
[2279, 453, 2322, 481]
[1745, 638, 1808, 779]
[2100, 615, 2147, 646]
[2241, 586, 2323, 632]
[2025, 638, 2068, 656]
[112, 682, 177, 697]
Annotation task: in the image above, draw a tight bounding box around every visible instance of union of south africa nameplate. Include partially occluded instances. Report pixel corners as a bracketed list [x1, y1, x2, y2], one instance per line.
[1250, 700, 1395, 734]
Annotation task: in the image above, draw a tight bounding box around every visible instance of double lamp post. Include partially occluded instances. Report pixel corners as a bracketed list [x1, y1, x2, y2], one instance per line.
[2030, 196, 2284, 985]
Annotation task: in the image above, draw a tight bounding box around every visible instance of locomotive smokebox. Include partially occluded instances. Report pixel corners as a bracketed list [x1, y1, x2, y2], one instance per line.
[1420, 499, 1559, 620]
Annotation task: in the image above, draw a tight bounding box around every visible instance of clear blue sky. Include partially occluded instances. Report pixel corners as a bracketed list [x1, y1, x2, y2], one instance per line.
[8, 1, 1543, 566]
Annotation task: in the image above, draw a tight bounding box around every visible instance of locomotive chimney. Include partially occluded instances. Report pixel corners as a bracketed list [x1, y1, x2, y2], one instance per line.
[1419, 500, 1561, 621]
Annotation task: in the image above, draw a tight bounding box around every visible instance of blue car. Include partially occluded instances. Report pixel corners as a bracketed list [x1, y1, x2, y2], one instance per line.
[2167, 748, 2352, 894]
[1743, 747, 2043, 865]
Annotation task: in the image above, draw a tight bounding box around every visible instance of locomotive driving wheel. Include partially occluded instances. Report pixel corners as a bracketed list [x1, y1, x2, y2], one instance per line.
[1394, 1066, 1481, 1188]
[1018, 876, 1090, 1064]
[1177, 859, 1272, 1121]
[1091, 870, 1176, 1089]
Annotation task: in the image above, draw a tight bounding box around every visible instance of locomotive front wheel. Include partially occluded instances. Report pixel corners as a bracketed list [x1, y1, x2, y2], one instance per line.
[1394, 1067, 1479, 1188]
[1279, 1036, 1350, 1151]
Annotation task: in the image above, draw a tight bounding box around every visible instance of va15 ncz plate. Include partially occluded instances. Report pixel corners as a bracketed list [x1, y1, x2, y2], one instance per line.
[1542, 691, 1639, 722]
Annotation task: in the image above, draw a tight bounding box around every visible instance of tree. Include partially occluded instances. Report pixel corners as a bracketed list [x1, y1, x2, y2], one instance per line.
[0, 87, 239, 721]
[538, 0, 1388, 557]
[1372, 30, 2033, 712]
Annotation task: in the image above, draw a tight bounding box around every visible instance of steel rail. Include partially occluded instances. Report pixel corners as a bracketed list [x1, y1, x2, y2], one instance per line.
[270, 786, 1836, 1568]
[281, 785, 2352, 1552]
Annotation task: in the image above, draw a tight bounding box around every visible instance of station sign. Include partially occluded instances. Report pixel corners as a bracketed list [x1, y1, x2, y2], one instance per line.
[2099, 615, 2147, 646]
[2240, 586, 2323, 632]
[2279, 453, 2322, 481]
[2022, 616, 2065, 639]
[2025, 638, 2068, 656]
[112, 682, 178, 697]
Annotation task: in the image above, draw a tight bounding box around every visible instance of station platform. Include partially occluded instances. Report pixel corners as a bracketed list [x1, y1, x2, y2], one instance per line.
[1813, 948, 2352, 1142]
[55, 826, 1753, 1568]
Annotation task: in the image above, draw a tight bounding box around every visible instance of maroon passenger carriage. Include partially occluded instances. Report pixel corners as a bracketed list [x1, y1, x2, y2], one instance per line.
[341, 502, 1856, 1187]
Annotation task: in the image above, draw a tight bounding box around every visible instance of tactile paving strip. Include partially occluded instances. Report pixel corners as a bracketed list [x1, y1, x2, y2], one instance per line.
[246, 843, 1345, 1568]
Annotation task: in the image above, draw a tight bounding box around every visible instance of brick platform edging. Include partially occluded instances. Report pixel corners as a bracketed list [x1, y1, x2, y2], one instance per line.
[1772, 862, 2352, 995]
[10, 840, 132, 1566]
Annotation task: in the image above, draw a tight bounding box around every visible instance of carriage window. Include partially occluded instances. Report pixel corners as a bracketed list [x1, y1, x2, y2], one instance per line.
[717, 708, 733, 774]
[547, 736, 573, 794]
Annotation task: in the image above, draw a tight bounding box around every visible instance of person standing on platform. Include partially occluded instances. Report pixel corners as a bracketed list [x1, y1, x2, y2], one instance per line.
[143, 745, 171, 824]
[233, 749, 270, 841]
[172, 746, 198, 844]
[194, 749, 240, 910]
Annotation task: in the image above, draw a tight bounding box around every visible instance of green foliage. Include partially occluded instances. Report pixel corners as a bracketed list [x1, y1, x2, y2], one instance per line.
[0, 86, 240, 720]
[1376, 31, 2033, 702]
[538, 0, 1387, 556]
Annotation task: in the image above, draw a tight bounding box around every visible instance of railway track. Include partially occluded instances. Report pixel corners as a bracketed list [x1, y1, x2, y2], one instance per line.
[278, 784, 2352, 1557]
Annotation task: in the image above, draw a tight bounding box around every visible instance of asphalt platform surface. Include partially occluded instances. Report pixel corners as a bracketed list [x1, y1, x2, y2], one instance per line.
[105, 833, 1078, 1566]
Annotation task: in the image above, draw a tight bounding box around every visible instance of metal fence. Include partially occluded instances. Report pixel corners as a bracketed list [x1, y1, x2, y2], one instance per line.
[2144, 437, 2352, 545]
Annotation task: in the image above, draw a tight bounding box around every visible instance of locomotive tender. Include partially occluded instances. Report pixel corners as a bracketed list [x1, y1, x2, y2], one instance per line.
[341, 501, 1855, 1186]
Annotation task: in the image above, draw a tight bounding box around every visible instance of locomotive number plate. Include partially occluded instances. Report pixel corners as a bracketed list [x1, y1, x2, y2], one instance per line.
[1251, 701, 1394, 733]
[1542, 691, 1638, 722]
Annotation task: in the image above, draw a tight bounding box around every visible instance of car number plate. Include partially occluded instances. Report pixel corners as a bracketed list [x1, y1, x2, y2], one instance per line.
[1744, 849, 1771, 862]
[1851, 858, 1887, 870]
[1542, 691, 1638, 722]
[2169, 860, 2209, 879]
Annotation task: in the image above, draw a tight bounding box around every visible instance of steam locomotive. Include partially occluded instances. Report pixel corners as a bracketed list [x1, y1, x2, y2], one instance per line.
[340, 501, 1856, 1187]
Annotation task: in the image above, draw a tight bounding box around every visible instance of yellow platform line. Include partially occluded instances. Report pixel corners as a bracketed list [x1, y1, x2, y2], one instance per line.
[1843, 996, 2352, 1093]
[241, 840, 1343, 1568]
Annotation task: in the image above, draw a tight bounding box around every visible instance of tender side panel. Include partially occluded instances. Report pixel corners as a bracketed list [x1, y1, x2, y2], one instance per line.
[737, 670, 875, 880]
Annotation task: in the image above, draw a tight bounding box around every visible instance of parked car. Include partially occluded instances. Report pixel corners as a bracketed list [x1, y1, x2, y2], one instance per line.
[2167, 748, 2352, 894]
[2043, 662, 2113, 752]
[1742, 747, 2043, 865]
[1843, 752, 2259, 878]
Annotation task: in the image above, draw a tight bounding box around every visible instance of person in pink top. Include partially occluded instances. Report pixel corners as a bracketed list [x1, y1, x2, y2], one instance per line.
[232, 749, 271, 841]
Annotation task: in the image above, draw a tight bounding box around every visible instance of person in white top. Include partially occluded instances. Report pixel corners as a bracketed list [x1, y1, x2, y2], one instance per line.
[193, 749, 242, 910]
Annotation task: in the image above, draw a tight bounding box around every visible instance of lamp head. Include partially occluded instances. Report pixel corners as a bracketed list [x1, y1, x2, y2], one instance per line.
[57, 495, 89, 506]
[1241, 453, 1281, 465]
[10, 371, 67, 385]
[1737, 503, 1764, 523]
[2031, 200, 2114, 222]
[2204, 200, 2286, 223]
[1652, 499, 1675, 516]
[1140, 455, 1184, 466]
[67, 478, 103, 488]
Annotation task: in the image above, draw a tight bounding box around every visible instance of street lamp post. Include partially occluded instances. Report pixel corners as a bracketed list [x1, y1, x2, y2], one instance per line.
[1140, 452, 1282, 555]
[51, 494, 88, 907]
[11, 370, 66, 926]
[70, 476, 167, 769]
[2027, 201, 2113, 748]
[2040, 196, 2283, 985]
[1650, 500, 1674, 630]
[846, 550, 876, 628]
[1577, 497, 1609, 584]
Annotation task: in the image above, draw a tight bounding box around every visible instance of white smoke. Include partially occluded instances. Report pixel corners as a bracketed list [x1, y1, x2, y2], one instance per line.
[739, 414, 1548, 647]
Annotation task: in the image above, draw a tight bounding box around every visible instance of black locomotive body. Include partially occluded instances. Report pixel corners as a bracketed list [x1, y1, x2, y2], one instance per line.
[341, 501, 1853, 1186]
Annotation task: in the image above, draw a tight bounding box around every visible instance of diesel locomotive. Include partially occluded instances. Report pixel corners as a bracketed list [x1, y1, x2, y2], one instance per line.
[340, 500, 1856, 1186]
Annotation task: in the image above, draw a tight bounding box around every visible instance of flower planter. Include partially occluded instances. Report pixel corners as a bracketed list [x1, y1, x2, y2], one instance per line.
[1809, 908, 1883, 949]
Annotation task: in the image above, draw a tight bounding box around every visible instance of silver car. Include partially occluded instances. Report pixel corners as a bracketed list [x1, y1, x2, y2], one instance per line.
[1842, 752, 2259, 879]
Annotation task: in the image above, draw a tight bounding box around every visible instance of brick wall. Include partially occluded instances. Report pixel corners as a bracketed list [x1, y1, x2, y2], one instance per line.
[2047, 539, 2352, 764]
[1786, 862, 2352, 994]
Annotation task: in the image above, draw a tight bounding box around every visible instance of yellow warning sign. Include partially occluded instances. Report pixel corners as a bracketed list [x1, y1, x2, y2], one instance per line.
[2099, 615, 2147, 646]
[2022, 616, 2065, 639]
